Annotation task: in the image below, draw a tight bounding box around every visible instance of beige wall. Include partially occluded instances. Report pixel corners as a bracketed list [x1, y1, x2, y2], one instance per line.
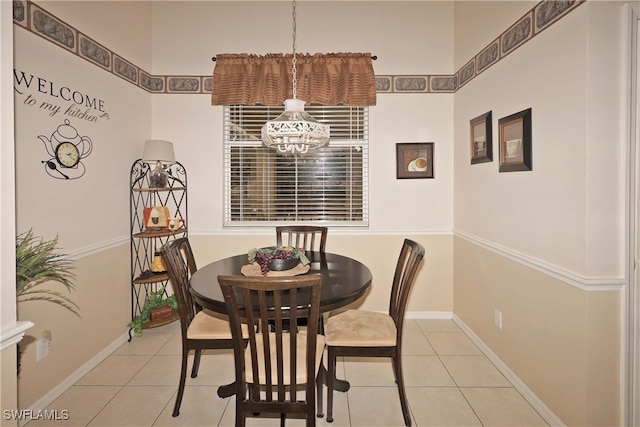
[1, 346, 19, 427]
[10, 0, 457, 411]
[1, 0, 19, 424]
[149, 1, 455, 234]
[4, 1, 631, 425]
[16, 246, 130, 409]
[189, 233, 454, 313]
[452, 1, 629, 425]
[11, 0, 152, 409]
[453, 1, 536, 70]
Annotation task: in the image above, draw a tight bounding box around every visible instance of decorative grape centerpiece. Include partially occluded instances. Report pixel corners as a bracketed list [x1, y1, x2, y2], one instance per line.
[248, 246, 310, 275]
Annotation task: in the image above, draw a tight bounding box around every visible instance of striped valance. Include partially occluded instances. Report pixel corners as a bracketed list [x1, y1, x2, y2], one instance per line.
[211, 52, 376, 106]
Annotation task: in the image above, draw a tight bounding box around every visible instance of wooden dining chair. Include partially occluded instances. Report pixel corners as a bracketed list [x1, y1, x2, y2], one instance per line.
[161, 237, 247, 417]
[276, 226, 328, 253]
[324, 239, 425, 426]
[218, 273, 325, 427]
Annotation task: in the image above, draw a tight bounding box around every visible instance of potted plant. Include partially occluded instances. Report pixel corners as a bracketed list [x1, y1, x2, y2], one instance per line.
[128, 285, 178, 337]
[16, 229, 77, 312]
[15, 229, 77, 374]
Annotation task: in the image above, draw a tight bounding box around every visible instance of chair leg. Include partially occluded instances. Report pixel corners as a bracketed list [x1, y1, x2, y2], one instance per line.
[236, 405, 245, 427]
[326, 347, 335, 423]
[316, 365, 324, 418]
[172, 351, 189, 417]
[392, 354, 411, 426]
[191, 348, 203, 378]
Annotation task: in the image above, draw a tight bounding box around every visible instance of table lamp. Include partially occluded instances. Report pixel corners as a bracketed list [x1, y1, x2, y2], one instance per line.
[142, 140, 175, 188]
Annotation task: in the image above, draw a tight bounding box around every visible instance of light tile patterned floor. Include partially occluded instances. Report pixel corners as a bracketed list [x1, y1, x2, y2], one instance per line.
[25, 319, 548, 426]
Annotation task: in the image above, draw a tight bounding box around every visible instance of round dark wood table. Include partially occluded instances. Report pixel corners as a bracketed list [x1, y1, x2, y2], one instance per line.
[189, 251, 372, 397]
[190, 251, 372, 315]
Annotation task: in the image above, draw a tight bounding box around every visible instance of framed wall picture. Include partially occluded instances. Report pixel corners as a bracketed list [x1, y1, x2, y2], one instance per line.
[396, 142, 434, 179]
[470, 111, 492, 164]
[499, 108, 532, 172]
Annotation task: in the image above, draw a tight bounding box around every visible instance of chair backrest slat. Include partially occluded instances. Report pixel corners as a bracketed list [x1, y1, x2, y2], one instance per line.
[389, 239, 425, 339]
[276, 226, 328, 253]
[161, 237, 199, 337]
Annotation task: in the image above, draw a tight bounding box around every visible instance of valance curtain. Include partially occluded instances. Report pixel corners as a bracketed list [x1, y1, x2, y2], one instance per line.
[211, 52, 376, 106]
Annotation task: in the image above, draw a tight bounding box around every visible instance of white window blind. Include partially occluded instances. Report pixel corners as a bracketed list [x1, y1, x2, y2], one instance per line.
[224, 105, 369, 226]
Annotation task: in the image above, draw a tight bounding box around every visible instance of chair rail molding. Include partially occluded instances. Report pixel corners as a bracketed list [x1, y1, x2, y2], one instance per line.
[0, 320, 34, 351]
[454, 229, 625, 292]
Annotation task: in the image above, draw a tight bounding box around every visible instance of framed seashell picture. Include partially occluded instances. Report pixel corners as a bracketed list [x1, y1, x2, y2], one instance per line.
[470, 111, 493, 164]
[498, 108, 532, 172]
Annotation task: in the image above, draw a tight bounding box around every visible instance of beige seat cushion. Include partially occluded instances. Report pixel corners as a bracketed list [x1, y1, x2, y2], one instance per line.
[187, 309, 248, 339]
[325, 309, 396, 347]
[245, 332, 326, 385]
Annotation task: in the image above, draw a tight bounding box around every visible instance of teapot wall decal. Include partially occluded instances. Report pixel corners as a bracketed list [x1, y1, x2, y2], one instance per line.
[38, 119, 93, 180]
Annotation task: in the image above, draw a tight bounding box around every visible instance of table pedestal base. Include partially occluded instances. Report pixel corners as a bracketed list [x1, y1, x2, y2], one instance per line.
[217, 382, 236, 398]
[215, 365, 350, 398]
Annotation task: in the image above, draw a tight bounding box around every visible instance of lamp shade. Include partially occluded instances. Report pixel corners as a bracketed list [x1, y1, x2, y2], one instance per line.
[142, 140, 175, 165]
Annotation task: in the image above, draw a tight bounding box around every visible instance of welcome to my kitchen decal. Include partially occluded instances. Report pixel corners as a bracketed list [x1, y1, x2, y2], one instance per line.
[13, 70, 110, 180]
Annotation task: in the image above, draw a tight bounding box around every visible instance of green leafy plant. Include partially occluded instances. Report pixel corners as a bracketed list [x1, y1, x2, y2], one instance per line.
[16, 229, 77, 314]
[128, 286, 178, 337]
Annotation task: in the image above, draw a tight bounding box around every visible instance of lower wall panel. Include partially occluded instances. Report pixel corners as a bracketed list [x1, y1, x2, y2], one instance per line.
[190, 233, 454, 314]
[17, 244, 130, 410]
[453, 236, 620, 426]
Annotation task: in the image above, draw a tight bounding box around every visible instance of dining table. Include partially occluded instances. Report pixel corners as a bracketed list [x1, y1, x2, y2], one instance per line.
[189, 250, 373, 398]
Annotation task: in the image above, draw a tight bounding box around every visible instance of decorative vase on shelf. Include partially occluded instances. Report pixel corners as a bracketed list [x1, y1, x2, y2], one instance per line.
[149, 160, 168, 188]
[151, 249, 167, 273]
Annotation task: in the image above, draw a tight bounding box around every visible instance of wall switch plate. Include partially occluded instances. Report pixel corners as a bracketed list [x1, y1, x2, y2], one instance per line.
[494, 309, 503, 330]
[36, 330, 52, 361]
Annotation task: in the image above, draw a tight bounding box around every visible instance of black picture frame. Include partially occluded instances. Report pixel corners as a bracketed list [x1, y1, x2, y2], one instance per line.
[396, 142, 434, 179]
[470, 111, 492, 164]
[499, 108, 532, 172]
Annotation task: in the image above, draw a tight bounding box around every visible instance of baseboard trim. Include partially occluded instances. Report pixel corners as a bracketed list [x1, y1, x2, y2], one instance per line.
[452, 313, 566, 427]
[20, 331, 130, 427]
[405, 311, 453, 319]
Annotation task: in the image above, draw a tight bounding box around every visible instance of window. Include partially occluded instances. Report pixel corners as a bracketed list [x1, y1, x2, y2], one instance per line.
[224, 105, 368, 226]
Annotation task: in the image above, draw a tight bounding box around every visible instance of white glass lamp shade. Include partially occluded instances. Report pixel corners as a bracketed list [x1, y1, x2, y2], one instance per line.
[261, 99, 330, 155]
[142, 140, 176, 165]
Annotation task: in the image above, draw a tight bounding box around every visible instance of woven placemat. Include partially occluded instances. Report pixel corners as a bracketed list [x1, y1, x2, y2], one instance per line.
[241, 262, 311, 277]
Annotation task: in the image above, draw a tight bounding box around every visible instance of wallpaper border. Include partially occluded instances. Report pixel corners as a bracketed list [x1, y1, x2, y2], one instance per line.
[12, 0, 585, 95]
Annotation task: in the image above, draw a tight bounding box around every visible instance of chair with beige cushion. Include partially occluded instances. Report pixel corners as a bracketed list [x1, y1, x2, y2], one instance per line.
[276, 226, 328, 253]
[162, 237, 247, 417]
[324, 238, 425, 426]
[218, 273, 325, 427]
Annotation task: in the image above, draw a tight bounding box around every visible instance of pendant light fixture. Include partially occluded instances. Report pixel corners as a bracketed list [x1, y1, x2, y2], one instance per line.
[261, 0, 330, 155]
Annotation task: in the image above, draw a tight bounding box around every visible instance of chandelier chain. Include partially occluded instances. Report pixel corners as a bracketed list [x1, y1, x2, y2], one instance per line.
[260, 0, 330, 155]
[291, 0, 297, 99]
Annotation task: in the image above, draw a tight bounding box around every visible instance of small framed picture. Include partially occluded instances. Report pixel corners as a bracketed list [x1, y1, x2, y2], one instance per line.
[499, 108, 532, 172]
[470, 111, 492, 164]
[396, 142, 434, 179]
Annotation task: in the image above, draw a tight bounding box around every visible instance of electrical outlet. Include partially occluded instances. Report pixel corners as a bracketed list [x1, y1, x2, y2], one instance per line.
[36, 330, 52, 361]
[494, 309, 502, 330]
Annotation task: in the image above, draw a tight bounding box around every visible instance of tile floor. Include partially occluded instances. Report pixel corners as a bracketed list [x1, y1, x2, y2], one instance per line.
[25, 319, 548, 427]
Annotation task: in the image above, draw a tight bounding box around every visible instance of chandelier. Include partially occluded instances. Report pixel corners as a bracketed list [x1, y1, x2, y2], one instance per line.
[261, 0, 330, 155]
